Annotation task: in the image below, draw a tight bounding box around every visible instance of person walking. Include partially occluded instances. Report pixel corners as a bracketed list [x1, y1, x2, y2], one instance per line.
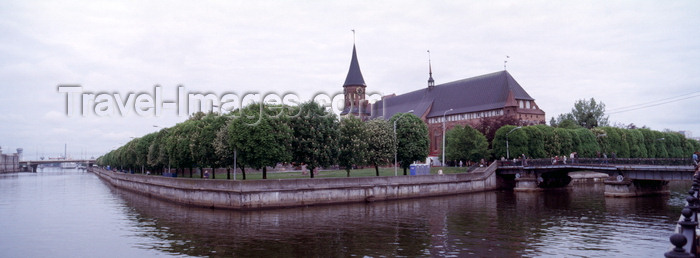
[570, 152, 575, 164]
[603, 153, 608, 164]
[611, 152, 617, 163]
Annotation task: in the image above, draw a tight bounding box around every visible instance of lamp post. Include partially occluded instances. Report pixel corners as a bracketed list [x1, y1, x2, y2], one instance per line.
[506, 126, 522, 159]
[394, 110, 414, 176]
[442, 108, 453, 166]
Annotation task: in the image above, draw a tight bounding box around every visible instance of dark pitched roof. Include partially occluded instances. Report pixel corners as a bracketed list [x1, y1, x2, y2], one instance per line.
[371, 70, 539, 119]
[340, 105, 371, 115]
[343, 45, 366, 87]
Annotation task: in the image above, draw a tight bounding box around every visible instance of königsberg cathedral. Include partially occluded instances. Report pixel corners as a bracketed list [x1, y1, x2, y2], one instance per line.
[339, 43, 546, 161]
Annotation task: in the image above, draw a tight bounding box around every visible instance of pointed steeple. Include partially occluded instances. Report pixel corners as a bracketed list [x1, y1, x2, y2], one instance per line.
[427, 50, 435, 88]
[343, 45, 366, 87]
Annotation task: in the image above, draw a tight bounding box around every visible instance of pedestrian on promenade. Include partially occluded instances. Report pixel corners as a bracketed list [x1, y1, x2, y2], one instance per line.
[521, 154, 527, 166]
[603, 153, 608, 164]
[570, 152, 575, 164]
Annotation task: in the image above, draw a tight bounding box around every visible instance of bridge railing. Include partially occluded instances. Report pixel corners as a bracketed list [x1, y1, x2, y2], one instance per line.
[498, 158, 693, 167]
[666, 173, 700, 257]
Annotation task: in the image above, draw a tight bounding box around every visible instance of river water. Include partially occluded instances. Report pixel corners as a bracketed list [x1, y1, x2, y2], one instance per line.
[0, 167, 688, 257]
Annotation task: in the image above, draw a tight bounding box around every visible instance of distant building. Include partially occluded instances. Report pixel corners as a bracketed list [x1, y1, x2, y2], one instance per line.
[0, 147, 20, 173]
[339, 44, 546, 162]
[678, 130, 693, 139]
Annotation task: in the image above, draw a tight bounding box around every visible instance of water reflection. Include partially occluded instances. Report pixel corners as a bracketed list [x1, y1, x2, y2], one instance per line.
[108, 180, 689, 257]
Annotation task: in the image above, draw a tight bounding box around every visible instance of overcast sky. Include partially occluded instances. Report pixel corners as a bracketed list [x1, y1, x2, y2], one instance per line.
[1, 1, 699, 160]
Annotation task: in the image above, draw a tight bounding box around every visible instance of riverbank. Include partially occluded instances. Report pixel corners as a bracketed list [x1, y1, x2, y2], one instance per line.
[89, 163, 499, 210]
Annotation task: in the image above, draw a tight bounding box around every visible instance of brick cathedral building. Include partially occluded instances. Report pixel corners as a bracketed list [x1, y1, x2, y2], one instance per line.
[340, 44, 546, 162]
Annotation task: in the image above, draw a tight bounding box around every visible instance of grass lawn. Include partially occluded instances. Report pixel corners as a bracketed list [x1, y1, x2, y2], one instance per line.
[196, 166, 470, 180]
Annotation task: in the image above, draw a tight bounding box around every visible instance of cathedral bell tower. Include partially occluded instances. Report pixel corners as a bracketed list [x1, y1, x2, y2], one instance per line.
[340, 43, 370, 119]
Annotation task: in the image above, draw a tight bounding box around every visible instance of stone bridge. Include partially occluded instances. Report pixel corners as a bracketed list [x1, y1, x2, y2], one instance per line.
[18, 159, 96, 172]
[496, 158, 696, 197]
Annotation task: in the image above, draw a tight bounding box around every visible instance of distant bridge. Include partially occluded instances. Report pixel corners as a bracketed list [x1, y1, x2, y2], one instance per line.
[496, 158, 696, 197]
[19, 159, 96, 172]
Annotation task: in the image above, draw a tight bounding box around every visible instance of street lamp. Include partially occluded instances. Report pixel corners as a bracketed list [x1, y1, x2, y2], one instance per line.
[394, 110, 414, 176]
[442, 108, 453, 167]
[506, 126, 522, 159]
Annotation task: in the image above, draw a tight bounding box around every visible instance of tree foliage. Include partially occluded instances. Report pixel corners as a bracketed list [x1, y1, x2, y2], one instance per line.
[445, 124, 489, 163]
[147, 128, 170, 173]
[493, 125, 527, 159]
[364, 119, 395, 176]
[572, 128, 599, 157]
[289, 101, 339, 178]
[97, 99, 700, 181]
[213, 118, 236, 179]
[552, 98, 609, 129]
[166, 117, 201, 177]
[390, 113, 429, 175]
[338, 116, 368, 177]
[473, 115, 521, 146]
[228, 103, 293, 179]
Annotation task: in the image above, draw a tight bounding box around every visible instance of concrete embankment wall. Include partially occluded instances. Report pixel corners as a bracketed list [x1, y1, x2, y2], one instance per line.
[90, 165, 499, 210]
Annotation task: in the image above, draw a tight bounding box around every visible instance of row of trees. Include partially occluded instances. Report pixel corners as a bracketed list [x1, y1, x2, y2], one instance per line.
[490, 125, 699, 160]
[444, 123, 699, 165]
[100, 98, 699, 177]
[97, 102, 431, 179]
[443, 97, 699, 164]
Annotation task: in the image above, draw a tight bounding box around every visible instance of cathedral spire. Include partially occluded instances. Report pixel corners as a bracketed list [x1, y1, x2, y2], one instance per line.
[428, 50, 435, 88]
[343, 43, 366, 87]
[341, 30, 369, 118]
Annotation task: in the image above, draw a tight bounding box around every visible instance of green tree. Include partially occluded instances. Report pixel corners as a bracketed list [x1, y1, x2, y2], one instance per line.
[213, 117, 236, 179]
[338, 116, 368, 177]
[638, 128, 657, 158]
[652, 130, 669, 158]
[166, 119, 199, 177]
[553, 128, 574, 156]
[289, 101, 339, 178]
[573, 128, 599, 157]
[493, 125, 528, 159]
[135, 132, 156, 173]
[221, 117, 250, 180]
[202, 113, 231, 178]
[535, 125, 557, 157]
[626, 129, 647, 158]
[473, 115, 521, 146]
[596, 127, 630, 158]
[683, 137, 700, 156]
[663, 131, 684, 158]
[187, 112, 216, 178]
[687, 139, 700, 156]
[445, 125, 489, 163]
[365, 119, 395, 176]
[229, 103, 293, 179]
[148, 128, 171, 174]
[550, 113, 577, 128]
[121, 139, 138, 172]
[390, 113, 429, 175]
[554, 98, 609, 129]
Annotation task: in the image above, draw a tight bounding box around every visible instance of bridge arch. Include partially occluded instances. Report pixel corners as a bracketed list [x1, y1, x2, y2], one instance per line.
[496, 158, 695, 197]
